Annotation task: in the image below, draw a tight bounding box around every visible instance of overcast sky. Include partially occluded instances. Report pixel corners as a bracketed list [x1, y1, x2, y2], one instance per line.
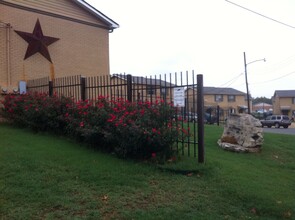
[86, 0, 295, 98]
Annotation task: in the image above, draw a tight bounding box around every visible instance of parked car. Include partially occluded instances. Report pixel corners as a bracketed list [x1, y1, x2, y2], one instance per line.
[173, 112, 217, 124]
[205, 113, 217, 124]
[173, 112, 198, 122]
[251, 111, 272, 120]
[260, 115, 291, 128]
[187, 112, 198, 122]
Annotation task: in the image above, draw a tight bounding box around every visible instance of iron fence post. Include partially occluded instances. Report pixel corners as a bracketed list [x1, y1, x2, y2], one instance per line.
[81, 76, 86, 101]
[49, 81, 53, 97]
[197, 74, 205, 163]
[217, 105, 220, 126]
[127, 74, 132, 102]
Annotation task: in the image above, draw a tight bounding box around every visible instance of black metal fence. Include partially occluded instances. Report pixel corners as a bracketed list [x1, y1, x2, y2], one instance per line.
[27, 72, 205, 162]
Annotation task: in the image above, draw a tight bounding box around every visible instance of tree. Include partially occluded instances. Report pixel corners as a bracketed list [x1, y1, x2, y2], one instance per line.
[252, 97, 272, 105]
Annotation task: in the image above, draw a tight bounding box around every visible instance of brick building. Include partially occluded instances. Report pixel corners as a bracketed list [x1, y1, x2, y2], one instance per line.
[0, 0, 118, 93]
[187, 87, 249, 120]
[272, 90, 295, 118]
[252, 102, 273, 113]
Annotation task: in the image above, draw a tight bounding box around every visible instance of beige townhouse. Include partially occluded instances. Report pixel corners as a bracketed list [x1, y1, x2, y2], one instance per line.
[272, 90, 295, 119]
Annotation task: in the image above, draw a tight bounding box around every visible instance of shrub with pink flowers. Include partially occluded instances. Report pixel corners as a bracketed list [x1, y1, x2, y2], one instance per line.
[104, 99, 182, 160]
[1, 93, 190, 162]
[64, 97, 112, 150]
[1, 93, 71, 133]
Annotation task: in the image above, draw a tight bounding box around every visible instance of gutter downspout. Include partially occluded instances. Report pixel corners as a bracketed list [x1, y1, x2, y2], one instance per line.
[6, 23, 11, 87]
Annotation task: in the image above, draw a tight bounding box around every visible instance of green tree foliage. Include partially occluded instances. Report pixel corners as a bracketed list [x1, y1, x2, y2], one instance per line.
[252, 96, 272, 105]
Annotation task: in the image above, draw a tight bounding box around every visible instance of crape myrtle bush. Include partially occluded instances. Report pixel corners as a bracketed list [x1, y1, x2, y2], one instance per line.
[1, 93, 70, 133]
[104, 98, 186, 160]
[1, 92, 191, 161]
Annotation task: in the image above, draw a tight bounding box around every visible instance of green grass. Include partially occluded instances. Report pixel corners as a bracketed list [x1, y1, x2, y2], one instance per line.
[0, 123, 294, 219]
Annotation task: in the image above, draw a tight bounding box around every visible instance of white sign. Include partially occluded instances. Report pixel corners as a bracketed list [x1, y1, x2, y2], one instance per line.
[174, 87, 185, 107]
[19, 81, 27, 94]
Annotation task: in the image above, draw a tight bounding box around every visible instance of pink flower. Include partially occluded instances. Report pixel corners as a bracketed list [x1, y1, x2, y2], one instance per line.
[107, 114, 116, 122]
[182, 128, 188, 135]
[140, 109, 145, 116]
[97, 103, 104, 108]
[80, 121, 84, 127]
[151, 153, 156, 158]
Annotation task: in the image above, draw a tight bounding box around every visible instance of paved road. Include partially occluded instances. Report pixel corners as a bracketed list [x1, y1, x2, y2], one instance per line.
[263, 127, 295, 135]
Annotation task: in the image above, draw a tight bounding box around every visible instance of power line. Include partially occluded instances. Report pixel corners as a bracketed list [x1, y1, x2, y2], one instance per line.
[225, 0, 295, 29]
[219, 73, 243, 87]
[251, 70, 295, 85]
[255, 55, 295, 75]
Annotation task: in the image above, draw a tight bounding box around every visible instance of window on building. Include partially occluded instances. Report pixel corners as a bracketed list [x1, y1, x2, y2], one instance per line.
[161, 88, 169, 96]
[292, 97, 295, 104]
[229, 108, 235, 114]
[147, 85, 156, 95]
[215, 94, 223, 102]
[228, 95, 235, 102]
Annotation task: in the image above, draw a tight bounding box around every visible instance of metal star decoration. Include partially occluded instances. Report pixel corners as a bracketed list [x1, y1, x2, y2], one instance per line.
[15, 19, 59, 63]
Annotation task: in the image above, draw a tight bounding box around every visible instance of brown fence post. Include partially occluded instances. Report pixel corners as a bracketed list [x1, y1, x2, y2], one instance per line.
[49, 81, 53, 97]
[217, 105, 220, 126]
[197, 74, 205, 163]
[81, 76, 86, 101]
[127, 74, 132, 102]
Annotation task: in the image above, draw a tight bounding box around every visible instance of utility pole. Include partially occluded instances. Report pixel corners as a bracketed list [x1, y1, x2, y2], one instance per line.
[243, 52, 266, 114]
[244, 52, 251, 114]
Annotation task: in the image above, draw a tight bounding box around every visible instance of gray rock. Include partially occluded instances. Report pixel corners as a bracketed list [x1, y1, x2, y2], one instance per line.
[217, 113, 263, 153]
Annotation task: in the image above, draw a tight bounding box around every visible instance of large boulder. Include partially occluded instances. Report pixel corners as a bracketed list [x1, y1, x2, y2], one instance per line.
[217, 113, 263, 152]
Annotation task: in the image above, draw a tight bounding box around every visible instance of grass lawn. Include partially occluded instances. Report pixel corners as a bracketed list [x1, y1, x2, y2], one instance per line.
[0, 123, 294, 219]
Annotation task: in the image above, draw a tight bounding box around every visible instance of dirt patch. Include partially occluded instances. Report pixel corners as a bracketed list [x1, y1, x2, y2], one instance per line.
[0, 115, 9, 124]
[0, 117, 7, 123]
[220, 135, 238, 144]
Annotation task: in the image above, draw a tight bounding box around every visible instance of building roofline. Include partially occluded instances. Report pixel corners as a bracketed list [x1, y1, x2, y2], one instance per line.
[112, 74, 175, 86]
[203, 86, 246, 95]
[274, 90, 295, 97]
[75, 0, 119, 30]
[0, 0, 119, 30]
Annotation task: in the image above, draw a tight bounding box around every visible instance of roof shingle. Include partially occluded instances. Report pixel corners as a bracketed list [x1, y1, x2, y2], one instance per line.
[274, 90, 295, 97]
[203, 87, 246, 95]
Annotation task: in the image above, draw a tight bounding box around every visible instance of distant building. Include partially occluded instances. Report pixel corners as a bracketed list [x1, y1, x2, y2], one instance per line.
[253, 102, 273, 113]
[111, 74, 174, 101]
[272, 90, 295, 118]
[187, 87, 249, 120]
